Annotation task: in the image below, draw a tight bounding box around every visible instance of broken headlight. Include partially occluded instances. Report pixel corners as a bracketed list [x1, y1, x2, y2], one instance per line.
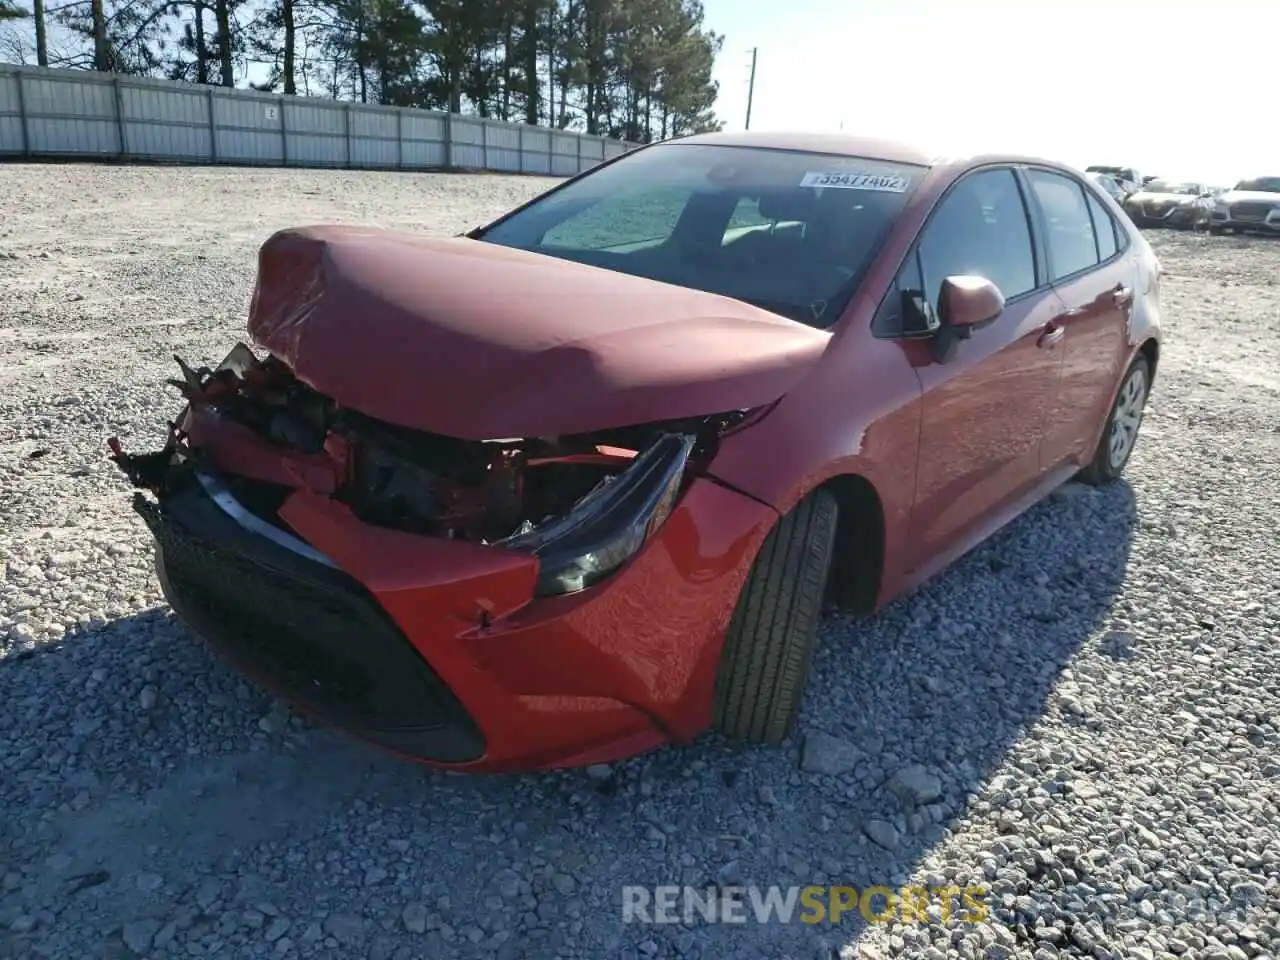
[496, 433, 696, 597]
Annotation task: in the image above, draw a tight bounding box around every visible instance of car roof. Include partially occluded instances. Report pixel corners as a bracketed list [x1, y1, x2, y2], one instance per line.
[666, 130, 1074, 175]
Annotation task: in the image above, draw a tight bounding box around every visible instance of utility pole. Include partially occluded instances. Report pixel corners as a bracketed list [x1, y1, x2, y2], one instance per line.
[33, 0, 49, 66]
[745, 47, 758, 131]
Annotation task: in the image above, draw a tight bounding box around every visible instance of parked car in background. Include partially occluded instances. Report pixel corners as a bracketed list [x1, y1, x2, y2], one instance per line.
[1124, 180, 1215, 230]
[1086, 165, 1143, 196]
[109, 132, 1161, 772]
[1208, 177, 1280, 235]
[1087, 171, 1128, 204]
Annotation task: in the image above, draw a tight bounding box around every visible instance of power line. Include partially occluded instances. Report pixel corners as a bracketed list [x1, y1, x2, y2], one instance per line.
[744, 46, 756, 131]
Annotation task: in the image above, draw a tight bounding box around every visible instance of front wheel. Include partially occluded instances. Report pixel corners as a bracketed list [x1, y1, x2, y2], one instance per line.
[1078, 355, 1150, 485]
[712, 489, 838, 745]
[1208, 224, 1224, 236]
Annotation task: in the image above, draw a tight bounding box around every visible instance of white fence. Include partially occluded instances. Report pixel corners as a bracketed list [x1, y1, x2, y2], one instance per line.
[0, 63, 639, 174]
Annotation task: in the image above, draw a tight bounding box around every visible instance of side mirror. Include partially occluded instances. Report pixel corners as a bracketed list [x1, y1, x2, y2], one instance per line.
[932, 275, 1005, 364]
[939, 275, 1004, 328]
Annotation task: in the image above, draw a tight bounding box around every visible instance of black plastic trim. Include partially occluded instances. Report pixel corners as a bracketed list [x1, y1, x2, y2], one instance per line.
[135, 467, 486, 764]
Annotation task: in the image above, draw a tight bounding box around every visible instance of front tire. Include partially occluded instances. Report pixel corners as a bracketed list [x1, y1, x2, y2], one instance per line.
[712, 489, 838, 745]
[1208, 224, 1224, 236]
[1078, 355, 1150, 485]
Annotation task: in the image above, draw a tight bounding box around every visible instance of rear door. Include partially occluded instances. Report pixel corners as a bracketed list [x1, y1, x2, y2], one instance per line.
[881, 167, 1063, 572]
[1024, 169, 1133, 471]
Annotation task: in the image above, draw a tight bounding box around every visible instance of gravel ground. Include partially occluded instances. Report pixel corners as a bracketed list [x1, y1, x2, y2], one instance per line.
[1, 165, 1278, 960]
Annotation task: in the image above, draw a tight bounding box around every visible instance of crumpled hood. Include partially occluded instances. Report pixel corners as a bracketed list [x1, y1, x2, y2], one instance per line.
[246, 226, 831, 440]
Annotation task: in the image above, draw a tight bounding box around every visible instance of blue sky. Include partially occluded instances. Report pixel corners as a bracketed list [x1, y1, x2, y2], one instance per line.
[702, 0, 1276, 187]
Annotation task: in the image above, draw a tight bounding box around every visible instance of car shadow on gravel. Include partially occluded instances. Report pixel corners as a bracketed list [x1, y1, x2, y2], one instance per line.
[0, 480, 1138, 960]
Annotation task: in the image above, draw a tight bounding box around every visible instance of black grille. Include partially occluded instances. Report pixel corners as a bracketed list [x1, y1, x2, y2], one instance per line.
[135, 473, 485, 763]
[1230, 202, 1273, 221]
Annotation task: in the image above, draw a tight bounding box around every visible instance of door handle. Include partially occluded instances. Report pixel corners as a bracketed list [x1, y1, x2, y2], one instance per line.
[1037, 323, 1065, 348]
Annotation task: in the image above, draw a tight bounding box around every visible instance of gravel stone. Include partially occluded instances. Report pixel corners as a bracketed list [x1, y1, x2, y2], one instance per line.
[864, 819, 901, 850]
[121, 919, 160, 954]
[0, 168, 1277, 960]
[801, 731, 862, 775]
[401, 902, 427, 934]
[885, 764, 943, 806]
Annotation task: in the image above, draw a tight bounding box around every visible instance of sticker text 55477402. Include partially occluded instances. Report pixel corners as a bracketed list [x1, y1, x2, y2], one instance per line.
[800, 171, 910, 193]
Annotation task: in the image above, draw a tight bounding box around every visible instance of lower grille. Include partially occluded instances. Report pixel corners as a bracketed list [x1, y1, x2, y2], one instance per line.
[1230, 202, 1272, 221]
[134, 471, 485, 763]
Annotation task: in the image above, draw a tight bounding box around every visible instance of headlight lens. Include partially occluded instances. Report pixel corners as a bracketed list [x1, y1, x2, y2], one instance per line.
[496, 432, 696, 596]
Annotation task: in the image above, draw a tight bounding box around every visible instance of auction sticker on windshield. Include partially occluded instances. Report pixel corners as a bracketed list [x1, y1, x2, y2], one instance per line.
[800, 171, 910, 192]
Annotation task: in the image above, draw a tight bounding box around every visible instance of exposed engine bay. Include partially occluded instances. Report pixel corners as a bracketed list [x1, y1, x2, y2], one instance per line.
[110, 344, 757, 596]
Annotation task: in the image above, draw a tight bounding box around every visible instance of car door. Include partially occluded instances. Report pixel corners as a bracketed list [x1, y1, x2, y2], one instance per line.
[886, 167, 1064, 572]
[1024, 169, 1133, 471]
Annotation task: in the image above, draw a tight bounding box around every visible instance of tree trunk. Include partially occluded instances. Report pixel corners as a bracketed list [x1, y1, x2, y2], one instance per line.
[214, 0, 233, 85]
[523, 0, 539, 125]
[90, 0, 109, 71]
[354, 0, 367, 102]
[281, 0, 295, 94]
[194, 1, 208, 84]
[32, 0, 48, 66]
[501, 22, 512, 121]
[556, 0, 572, 128]
[583, 2, 599, 134]
[544, 2, 553, 127]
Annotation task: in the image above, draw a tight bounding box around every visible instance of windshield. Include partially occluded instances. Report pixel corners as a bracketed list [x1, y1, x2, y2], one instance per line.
[1143, 180, 1199, 195]
[475, 143, 922, 327]
[1234, 177, 1280, 193]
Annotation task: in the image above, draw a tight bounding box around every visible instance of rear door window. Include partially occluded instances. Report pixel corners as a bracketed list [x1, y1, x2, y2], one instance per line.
[1085, 191, 1118, 261]
[1027, 170, 1101, 280]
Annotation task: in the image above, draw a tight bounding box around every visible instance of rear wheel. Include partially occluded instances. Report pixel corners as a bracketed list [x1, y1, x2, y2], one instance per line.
[712, 489, 838, 745]
[1079, 355, 1150, 485]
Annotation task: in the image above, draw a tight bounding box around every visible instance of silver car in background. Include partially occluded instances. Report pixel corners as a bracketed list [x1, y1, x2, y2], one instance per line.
[1209, 177, 1280, 235]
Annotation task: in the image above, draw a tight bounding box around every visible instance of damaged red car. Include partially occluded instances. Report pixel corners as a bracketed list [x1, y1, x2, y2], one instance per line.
[111, 132, 1160, 772]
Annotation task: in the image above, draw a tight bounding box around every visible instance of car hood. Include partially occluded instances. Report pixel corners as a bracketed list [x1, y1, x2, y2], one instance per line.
[1130, 191, 1196, 204]
[1220, 190, 1280, 204]
[246, 226, 832, 440]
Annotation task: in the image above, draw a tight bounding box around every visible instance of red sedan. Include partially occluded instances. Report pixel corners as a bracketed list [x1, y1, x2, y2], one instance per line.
[111, 132, 1160, 773]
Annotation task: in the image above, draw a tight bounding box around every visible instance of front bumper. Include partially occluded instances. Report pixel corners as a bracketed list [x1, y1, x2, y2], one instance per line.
[136, 466, 487, 763]
[132, 461, 777, 771]
[1209, 210, 1280, 232]
[1127, 203, 1205, 227]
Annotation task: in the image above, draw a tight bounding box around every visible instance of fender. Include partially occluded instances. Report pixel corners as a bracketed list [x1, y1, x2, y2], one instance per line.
[706, 319, 925, 609]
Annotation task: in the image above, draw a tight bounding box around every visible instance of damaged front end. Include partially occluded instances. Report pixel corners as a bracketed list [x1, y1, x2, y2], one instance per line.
[111, 344, 757, 599]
